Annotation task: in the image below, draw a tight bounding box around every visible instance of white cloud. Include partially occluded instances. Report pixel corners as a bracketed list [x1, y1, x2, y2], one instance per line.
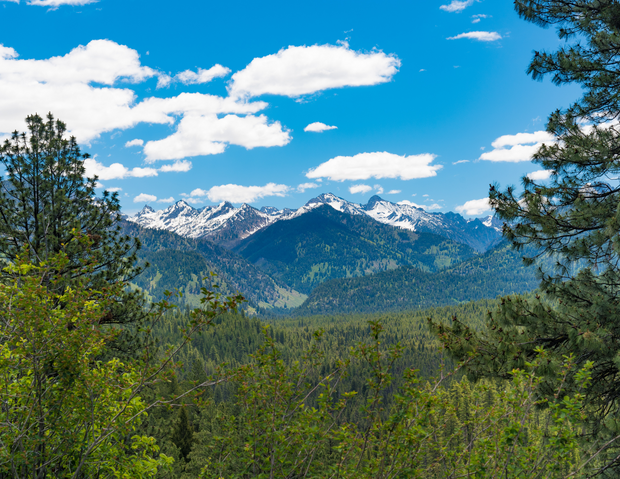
[186, 188, 209, 197]
[27, 0, 97, 5]
[423, 194, 429, 197]
[480, 130, 556, 163]
[228, 43, 400, 99]
[455, 198, 491, 216]
[297, 182, 320, 193]
[134, 193, 157, 203]
[84, 158, 158, 180]
[204, 183, 290, 203]
[157, 64, 230, 88]
[447, 31, 502, 42]
[491, 131, 554, 148]
[527, 169, 553, 181]
[304, 122, 337, 133]
[143, 113, 290, 161]
[387, 190, 401, 194]
[419, 68, 426, 72]
[0, 41, 290, 161]
[398, 200, 442, 211]
[307, 151, 441, 181]
[157, 197, 175, 203]
[440, 0, 474, 12]
[159, 160, 192, 172]
[453, 159, 469, 165]
[125, 139, 144, 147]
[349, 184, 372, 194]
[106, 187, 122, 192]
[472, 14, 489, 23]
[0, 40, 160, 142]
[374, 184, 384, 195]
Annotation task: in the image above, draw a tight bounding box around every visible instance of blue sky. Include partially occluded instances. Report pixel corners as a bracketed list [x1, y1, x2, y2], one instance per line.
[0, 0, 581, 216]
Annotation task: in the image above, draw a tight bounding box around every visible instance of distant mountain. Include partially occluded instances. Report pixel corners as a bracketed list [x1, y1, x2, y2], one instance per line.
[233, 204, 477, 294]
[128, 200, 277, 249]
[126, 192, 502, 252]
[304, 194, 502, 251]
[121, 221, 306, 309]
[294, 241, 539, 316]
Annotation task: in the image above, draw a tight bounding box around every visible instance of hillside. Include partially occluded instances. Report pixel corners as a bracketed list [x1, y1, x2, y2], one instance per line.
[233, 204, 477, 294]
[294, 241, 539, 315]
[121, 221, 306, 309]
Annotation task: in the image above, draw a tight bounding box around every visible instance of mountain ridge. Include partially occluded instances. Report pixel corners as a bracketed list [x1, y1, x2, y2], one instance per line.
[127, 192, 502, 252]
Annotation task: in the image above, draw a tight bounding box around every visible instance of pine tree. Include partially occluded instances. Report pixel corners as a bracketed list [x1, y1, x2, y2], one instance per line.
[0, 113, 148, 356]
[430, 1, 620, 473]
[172, 407, 194, 462]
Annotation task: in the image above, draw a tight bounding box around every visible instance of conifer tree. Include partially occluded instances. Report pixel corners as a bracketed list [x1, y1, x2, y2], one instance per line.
[430, 1, 620, 473]
[172, 407, 194, 461]
[0, 113, 148, 355]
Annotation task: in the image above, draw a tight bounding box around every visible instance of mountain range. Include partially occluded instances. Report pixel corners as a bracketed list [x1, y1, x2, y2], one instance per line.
[127, 193, 503, 252]
[121, 193, 540, 316]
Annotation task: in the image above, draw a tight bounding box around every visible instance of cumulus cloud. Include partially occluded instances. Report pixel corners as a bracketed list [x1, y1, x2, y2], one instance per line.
[387, 190, 401, 194]
[134, 193, 157, 203]
[349, 184, 373, 194]
[159, 160, 192, 172]
[456, 198, 491, 216]
[304, 122, 337, 133]
[453, 160, 469, 165]
[228, 43, 400, 99]
[527, 169, 553, 181]
[440, 0, 474, 12]
[0, 40, 160, 142]
[200, 183, 290, 203]
[157, 197, 175, 203]
[157, 64, 230, 88]
[143, 113, 290, 161]
[106, 187, 122, 192]
[307, 151, 441, 181]
[0, 41, 289, 160]
[125, 139, 144, 147]
[84, 158, 158, 180]
[297, 182, 320, 193]
[447, 31, 502, 42]
[480, 130, 555, 162]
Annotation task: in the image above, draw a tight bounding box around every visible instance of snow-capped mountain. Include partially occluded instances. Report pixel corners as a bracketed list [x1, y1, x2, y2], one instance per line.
[127, 193, 503, 252]
[305, 194, 502, 251]
[128, 200, 277, 248]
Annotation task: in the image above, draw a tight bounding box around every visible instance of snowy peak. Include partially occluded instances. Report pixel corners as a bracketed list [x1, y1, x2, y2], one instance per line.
[126, 192, 503, 252]
[136, 205, 155, 217]
[127, 199, 277, 248]
[304, 192, 365, 216]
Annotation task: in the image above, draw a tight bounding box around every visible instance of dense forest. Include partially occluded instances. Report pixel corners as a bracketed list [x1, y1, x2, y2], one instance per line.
[5, 1, 620, 478]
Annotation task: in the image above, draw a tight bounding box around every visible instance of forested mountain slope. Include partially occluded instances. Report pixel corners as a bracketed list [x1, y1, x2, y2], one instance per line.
[121, 221, 306, 309]
[295, 241, 539, 315]
[233, 204, 476, 294]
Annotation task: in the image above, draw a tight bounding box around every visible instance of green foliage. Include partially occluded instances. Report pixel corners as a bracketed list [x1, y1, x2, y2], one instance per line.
[0, 243, 172, 478]
[234, 205, 476, 294]
[180, 321, 595, 478]
[0, 113, 150, 359]
[296, 241, 539, 315]
[432, 2, 620, 474]
[122, 221, 305, 309]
